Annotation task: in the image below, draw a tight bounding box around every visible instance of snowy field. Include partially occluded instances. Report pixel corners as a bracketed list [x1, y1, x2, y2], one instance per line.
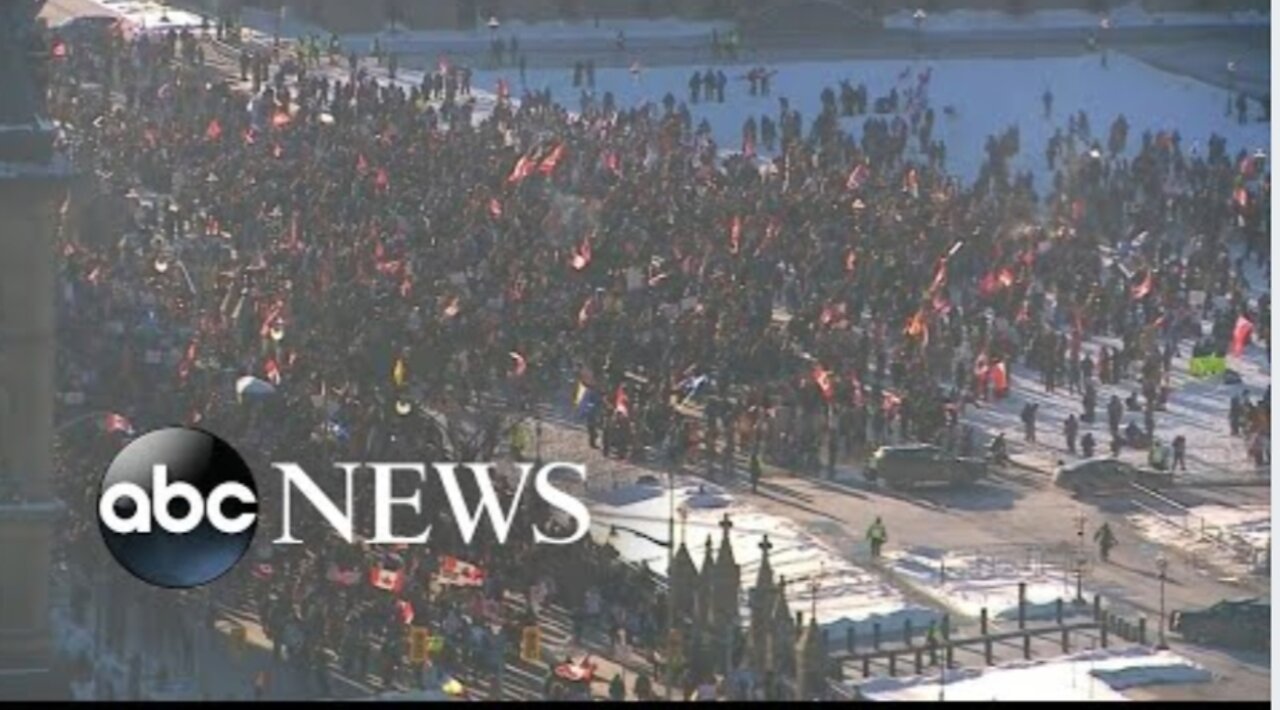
[885, 547, 1096, 624]
[589, 477, 941, 637]
[851, 647, 1212, 701]
[83, 0, 205, 33]
[885, 2, 1269, 32]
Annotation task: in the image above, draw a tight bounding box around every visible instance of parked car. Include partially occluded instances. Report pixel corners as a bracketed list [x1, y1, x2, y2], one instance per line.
[865, 445, 987, 489]
[1169, 597, 1269, 651]
[1052, 458, 1172, 495]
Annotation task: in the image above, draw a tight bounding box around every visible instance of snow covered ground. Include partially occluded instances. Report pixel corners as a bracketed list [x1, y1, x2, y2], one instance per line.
[84, 0, 206, 34]
[589, 477, 941, 637]
[885, 547, 1096, 623]
[885, 2, 1269, 32]
[473, 52, 1269, 186]
[851, 646, 1213, 701]
[1127, 503, 1270, 571]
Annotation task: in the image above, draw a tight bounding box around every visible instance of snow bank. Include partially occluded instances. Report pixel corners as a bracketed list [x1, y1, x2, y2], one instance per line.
[90, 0, 206, 34]
[591, 478, 940, 635]
[886, 547, 1094, 623]
[885, 2, 1269, 32]
[853, 647, 1212, 701]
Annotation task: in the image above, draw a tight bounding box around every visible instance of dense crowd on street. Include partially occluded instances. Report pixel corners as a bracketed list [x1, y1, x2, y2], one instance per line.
[42, 17, 1269, 700]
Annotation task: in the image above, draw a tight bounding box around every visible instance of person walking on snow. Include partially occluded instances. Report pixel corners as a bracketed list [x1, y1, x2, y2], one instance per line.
[867, 517, 888, 559]
[1094, 522, 1117, 562]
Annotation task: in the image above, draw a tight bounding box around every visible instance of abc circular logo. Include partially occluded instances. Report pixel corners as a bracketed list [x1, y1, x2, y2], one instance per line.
[97, 427, 258, 589]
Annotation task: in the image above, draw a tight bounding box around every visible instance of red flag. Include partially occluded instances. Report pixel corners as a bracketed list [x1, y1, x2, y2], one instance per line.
[603, 150, 621, 176]
[509, 351, 527, 377]
[51, 39, 67, 59]
[991, 361, 1009, 396]
[1233, 186, 1248, 208]
[205, 118, 223, 142]
[846, 163, 870, 191]
[570, 234, 592, 271]
[264, 358, 282, 386]
[488, 197, 503, 219]
[508, 154, 536, 183]
[728, 215, 742, 255]
[613, 385, 630, 418]
[1231, 315, 1254, 356]
[1131, 271, 1154, 300]
[104, 412, 134, 435]
[396, 599, 415, 625]
[812, 364, 835, 402]
[368, 566, 405, 594]
[997, 267, 1015, 289]
[539, 143, 567, 175]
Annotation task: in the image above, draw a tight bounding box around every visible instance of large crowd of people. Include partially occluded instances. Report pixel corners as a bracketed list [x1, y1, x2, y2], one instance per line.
[44, 16, 1269, 700]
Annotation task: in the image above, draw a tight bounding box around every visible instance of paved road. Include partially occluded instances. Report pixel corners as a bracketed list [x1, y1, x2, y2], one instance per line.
[533, 407, 1270, 701]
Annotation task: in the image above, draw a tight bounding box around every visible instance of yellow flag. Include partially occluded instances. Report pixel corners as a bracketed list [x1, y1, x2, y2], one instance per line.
[393, 357, 407, 388]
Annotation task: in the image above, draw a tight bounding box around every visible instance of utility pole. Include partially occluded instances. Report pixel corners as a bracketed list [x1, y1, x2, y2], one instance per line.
[1155, 554, 1169, 650]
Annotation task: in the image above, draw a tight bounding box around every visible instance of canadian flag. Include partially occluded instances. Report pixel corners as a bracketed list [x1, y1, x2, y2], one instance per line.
[104, 413, 134, 435]
[396, 599, 415, 625]
[438, 556, 486, 587]
[508, 154, 536, 183]
[205, 118, 223, 142]
[539, 142, 567, 175]
[369, 565, 405, 594]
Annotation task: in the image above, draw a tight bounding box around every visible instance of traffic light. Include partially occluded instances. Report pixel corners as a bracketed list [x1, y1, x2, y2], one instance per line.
[520, 625, 541, 663]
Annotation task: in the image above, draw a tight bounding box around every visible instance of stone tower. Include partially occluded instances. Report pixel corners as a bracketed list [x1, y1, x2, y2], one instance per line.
[0, 0, 71, 699]
[713, 514, 740, 629]
[670, 539, 698, 625]
[748, 534, 776, 672]
[795, 614, 826, 700]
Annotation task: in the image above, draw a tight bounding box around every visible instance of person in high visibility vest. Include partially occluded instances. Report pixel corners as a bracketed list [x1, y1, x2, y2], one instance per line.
[867, 517, 888, 559]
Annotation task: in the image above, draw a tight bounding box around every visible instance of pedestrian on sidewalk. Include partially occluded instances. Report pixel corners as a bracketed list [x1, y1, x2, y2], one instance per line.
[867, 517, 887, 560]
[1094, 522, 1117, 562]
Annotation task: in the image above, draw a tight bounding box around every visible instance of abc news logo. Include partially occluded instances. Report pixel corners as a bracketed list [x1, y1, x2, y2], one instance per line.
[98, 428, 259, 588]
[98, 427, 590, 589]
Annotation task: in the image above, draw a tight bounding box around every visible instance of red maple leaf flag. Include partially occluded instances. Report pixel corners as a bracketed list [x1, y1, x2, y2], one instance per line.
[812, 364, 835, 402]
[508, 154, 536, 183]
[539, 142, 567, 175]
[205, 118, 223, 142]
[368, 566, 405, 594]
[1131, 271, 1154, 300]
[1231, 315, 1254, 356]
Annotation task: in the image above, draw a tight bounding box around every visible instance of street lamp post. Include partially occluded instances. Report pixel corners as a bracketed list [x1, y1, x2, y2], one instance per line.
[1074, 509, 1087, 603]
[667, 463, 675, 701]
[1155, 554, 1169, 649]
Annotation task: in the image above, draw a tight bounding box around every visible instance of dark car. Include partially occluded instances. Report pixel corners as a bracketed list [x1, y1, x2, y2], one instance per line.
[1170, 597, 1268, 651]
[1052, 458, 1171, 495]
[865, 444, 986, 490]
